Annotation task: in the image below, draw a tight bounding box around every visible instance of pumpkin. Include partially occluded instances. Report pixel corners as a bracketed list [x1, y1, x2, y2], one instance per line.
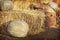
[53, 0, 60, 7]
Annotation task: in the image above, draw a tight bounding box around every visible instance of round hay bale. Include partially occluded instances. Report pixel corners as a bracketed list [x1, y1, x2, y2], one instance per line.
[0, 9, 45, 37]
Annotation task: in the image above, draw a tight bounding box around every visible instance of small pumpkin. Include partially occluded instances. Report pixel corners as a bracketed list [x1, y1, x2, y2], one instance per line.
[53, 0, 60, 7]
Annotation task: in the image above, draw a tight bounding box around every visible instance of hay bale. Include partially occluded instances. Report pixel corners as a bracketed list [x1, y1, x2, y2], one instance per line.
[13, 1, 31, 10]
[0, 9, 45, 36]
[57, 8, 60, 27]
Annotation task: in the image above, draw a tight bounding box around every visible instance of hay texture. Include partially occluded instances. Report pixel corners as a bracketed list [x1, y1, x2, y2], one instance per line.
[0, 9, 45, 36]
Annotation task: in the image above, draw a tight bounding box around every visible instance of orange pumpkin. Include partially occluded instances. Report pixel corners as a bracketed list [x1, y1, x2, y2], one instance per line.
[53, 0, 60, 7]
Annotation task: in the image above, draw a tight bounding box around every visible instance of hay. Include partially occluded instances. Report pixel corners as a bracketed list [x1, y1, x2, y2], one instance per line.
[13, 0, 31, 10]
[57, 8, 60, 27]
[0, 9, 45, 35]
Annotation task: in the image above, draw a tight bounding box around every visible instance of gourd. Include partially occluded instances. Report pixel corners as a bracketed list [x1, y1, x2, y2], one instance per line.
[0, 0, 13, 11]
[53, 0, 60, 7]
[7, 20, 29, 37]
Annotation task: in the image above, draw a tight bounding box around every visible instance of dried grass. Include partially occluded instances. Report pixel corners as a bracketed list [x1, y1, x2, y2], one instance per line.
[0, 9, 45, 35]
